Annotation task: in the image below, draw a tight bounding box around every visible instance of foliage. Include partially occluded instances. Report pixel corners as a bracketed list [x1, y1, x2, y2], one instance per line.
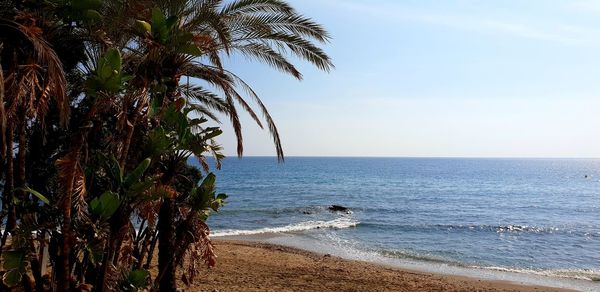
[0, 0, 331, 291]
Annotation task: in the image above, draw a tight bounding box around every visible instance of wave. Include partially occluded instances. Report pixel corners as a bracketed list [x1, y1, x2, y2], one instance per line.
[217, 205, 349, 216]
[211, 217, 359, 237]
[478, 266, 600, 281]
[359, 222, 600, 236]
[379, 248, 600, 281]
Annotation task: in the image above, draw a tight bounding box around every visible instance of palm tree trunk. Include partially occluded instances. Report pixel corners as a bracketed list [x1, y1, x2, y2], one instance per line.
[157, 198, 176, 291]
[143, 231, 158, 270]
[4, 124, 14, 228]
[0, 123, 14, 255]
[16, 112, 27, 211]
[55, 148, 81, 291]
[58, 181, 73, 291]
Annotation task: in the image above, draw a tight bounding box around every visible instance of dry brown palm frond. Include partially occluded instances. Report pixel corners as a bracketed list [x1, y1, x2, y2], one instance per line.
[55, 150, 87, 219]
[197, 222, 216, 267]
[194, 138, 224, 171]
[179, 219, 216, 286]
[19, 63, 43, 118]
[137, 201, 160, 230]
[8, 14, 69, 125]
[117, 232, 135, 269]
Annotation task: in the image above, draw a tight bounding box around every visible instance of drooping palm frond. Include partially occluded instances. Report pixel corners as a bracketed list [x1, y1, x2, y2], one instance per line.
[181, 62, 263, 156]
[188, 103, 222, 123]
[180, 84, 230, 115]
[0, 15, 69, 126]
[232, 30, 333, 72]
[55, 150, 87, 219]
[220, 67, 284, 160]
[220, 0, 295, 15]
[233, 42, 301, 78]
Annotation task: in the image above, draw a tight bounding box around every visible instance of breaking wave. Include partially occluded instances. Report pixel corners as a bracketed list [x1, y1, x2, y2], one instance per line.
[211, 217, 359, 237]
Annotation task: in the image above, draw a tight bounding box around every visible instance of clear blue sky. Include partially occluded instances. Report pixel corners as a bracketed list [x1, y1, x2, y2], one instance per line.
[216, 0, 600, 158]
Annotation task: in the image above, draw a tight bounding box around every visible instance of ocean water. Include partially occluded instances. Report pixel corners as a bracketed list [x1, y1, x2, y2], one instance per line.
[201, 157, 600, 286]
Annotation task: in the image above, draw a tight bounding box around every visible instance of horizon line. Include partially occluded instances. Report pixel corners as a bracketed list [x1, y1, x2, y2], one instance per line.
[218, 155, 600, 159]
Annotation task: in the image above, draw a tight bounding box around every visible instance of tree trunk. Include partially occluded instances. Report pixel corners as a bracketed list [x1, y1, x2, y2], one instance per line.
[58, 188, 72, 291]
[55, 149, 81, 291]
[4, 123, 14, 229]
[156, 198, 176, 291]
[0, 123, 14, 255]
[16, 112, 26, 212]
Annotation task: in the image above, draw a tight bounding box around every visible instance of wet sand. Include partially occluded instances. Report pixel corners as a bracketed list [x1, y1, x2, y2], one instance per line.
[164, 240, 572, 292]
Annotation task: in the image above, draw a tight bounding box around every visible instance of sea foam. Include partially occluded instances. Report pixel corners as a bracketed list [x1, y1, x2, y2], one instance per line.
[211, 217, 359, 237]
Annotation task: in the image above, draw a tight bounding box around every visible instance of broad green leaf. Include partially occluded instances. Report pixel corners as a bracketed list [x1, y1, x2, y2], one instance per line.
[200, 173, 216, 191]
[124, 158, 151, 188]
[203, 128, 223, 141]
[15, 187, 50, 204]
[165, 16, 178, 30]
[189, 117, 208, 127]
[126, 179, 155, 198]
[97, 59, 112, 80]
[151, 8, 166, 34]
[135, 20, 152, 33]
[128, 269, 150, 288]
[2, 270, 21, 288]
[145, 128, 171, 157]
[2, 251, 25, 270]
[72, 0, 102, 10]
[84, 9, 102, 21]
[104, 49, 122, 73]
[90, 191, 120, 220]
[108, 155, 123, 185]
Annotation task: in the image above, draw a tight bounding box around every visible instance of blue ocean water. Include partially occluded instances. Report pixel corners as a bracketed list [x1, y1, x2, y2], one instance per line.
[202, 157, 600, 281]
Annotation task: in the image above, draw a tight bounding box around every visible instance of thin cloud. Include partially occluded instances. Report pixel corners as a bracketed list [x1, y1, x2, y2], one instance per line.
[320, 0, 600, 45]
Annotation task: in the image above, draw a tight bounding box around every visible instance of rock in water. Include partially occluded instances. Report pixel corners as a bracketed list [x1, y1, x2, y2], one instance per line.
[329, 205, 349, 212]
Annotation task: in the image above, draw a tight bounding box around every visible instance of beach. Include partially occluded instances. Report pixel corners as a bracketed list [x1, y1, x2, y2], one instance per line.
[207, 157, 600, 291]
[177, 240, 569, 291]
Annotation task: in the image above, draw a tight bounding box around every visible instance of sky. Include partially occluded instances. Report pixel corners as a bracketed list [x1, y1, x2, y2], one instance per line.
[214, 0, 600, 158]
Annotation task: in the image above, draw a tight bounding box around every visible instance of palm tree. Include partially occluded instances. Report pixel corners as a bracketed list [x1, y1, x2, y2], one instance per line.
[0, 0, 332, 290]
[0, 3, 81, 289]
[110, 0, 333, 162]
[113, 2, 332, 289]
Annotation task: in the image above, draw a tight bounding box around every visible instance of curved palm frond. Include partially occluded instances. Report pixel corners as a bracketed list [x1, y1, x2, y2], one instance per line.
[220, 0, 295, 15]
[0, 17, 69, 125]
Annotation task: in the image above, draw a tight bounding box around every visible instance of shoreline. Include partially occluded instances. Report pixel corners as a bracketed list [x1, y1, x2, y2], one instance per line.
[212, 233, 598, 291]
[187, 239, 573, 291]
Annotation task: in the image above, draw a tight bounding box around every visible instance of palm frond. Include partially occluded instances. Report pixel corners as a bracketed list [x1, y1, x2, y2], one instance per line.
[233, 31, 333, 72]
[228, 13, 331, 43]
[188, 103, 222, 123]
[221, 68, 284, 161]
[220, 0, 295, 15]
[180, 85, 229, 114]
[13, 19, 69, 125]
[233, 42, 301, 78]
[55, 150, 87, 219]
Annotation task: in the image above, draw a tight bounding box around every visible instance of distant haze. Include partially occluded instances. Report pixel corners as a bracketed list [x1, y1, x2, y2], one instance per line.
[213, 0, 600, 158]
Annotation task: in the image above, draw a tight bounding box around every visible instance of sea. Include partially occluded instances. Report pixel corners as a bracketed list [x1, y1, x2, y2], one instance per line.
[199, 157, 600, 291]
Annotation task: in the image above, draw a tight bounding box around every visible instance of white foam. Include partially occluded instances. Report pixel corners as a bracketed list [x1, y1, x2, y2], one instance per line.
[260, 234, 600, 292]
[478, 266, 600, 281]
[211, 217, 359, 237]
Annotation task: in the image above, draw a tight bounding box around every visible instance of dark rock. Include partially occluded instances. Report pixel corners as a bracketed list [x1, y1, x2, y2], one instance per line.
[328, 205, 349, 212]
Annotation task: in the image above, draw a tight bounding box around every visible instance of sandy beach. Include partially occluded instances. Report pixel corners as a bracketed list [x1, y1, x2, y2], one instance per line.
[169, 240, 571, 292]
